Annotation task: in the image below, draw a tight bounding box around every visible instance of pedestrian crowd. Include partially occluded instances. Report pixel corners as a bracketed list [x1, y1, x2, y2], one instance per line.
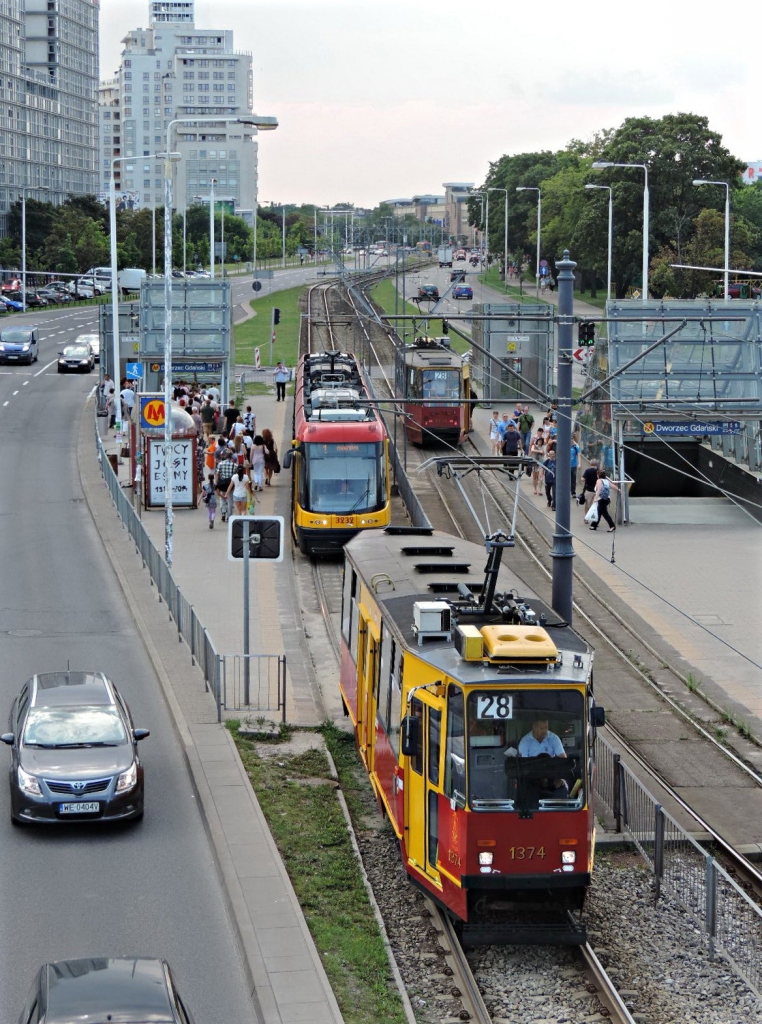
[489, 402, 616, 532]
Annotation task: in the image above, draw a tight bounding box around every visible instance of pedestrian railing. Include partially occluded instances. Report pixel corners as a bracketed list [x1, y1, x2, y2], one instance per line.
[95, 423, 286, 724]
[595, 734, 762, 997]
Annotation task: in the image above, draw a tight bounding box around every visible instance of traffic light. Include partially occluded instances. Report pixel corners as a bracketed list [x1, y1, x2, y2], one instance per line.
[273, 308, 281, 325]
[577, 320, 596, 347]
[442, 320, 449, 335]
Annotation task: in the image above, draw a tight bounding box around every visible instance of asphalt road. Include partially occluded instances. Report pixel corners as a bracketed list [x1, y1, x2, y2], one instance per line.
[0, 308, 256, 1020]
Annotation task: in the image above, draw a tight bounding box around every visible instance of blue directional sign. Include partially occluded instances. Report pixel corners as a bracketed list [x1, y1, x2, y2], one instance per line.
[126, 362, 143, 380]
[642, 420, 742, 436]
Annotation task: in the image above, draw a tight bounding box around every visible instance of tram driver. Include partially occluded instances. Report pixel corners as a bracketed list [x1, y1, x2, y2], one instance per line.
[515, 717, 568, 797]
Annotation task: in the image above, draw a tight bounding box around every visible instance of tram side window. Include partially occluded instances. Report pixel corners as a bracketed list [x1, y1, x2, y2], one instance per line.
[408, 368, 421, 399]
[388, 652, 402, 758]
[341, 566, 355, 645]
[409, 697, 424, 775]
[428, 707, 441, 786]
[349, 588, 361, 665]
[444, 685, 465, 804]
[377, 626, 394, 732]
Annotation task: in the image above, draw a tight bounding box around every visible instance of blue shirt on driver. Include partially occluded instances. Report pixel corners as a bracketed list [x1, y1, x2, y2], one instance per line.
[518, 730, 565, 757]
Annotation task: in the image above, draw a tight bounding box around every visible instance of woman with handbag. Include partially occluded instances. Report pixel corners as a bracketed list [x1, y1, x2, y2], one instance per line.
[262, 428, 279, 486]
[589, 470, 616, 532]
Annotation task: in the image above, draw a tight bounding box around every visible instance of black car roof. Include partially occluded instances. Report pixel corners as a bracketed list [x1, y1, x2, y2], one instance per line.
[45, 958, 175, 1023]
[32, 671, 113, 707]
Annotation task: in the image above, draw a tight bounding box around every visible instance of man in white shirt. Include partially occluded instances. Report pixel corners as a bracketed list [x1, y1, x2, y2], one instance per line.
[518, 718, 566, 758]
[120, 383, 136, 423]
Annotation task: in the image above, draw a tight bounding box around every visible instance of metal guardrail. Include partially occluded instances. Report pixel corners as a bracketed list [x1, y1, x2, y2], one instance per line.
[94, 424, 286, 724]
[595, 735, 762, 997]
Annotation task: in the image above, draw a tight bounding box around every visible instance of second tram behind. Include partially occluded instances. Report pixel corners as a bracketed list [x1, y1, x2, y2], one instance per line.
[284, 350, 391, 556]
[396, 337, 472, 446]
[339, 526, 605, 944]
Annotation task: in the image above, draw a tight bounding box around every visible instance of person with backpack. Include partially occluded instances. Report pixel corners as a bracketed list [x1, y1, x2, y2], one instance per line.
[589, 469, 616, 532]
[202, 473, 217, 529]
[215, 448, 236, 521]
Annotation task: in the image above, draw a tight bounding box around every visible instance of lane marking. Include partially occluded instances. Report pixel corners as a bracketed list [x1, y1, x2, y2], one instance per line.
[35, 358, 58, 377]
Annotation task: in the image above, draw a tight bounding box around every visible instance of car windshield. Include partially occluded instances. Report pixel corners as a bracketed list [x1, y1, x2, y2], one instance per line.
[24, 706, 127, 747]
[63, 346, 89, 358]
[1, 329, 32, 342]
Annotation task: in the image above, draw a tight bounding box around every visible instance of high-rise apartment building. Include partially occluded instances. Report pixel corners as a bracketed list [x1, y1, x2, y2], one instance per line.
[100, 0, 258, 225]
[0, 0, 99, 234]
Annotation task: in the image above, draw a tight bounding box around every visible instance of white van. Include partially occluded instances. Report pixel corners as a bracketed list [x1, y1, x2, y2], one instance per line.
[117, 268, 146, 293]
[83, 267, 112, 283]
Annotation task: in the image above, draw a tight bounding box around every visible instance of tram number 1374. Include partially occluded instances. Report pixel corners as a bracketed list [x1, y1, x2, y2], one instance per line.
[509, 847, 546, 860]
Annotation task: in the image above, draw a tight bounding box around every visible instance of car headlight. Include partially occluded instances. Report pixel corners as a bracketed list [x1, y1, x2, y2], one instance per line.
[0, 344, 5, 351]
[79, 359, 89, 365]
[21, 344, 30, 351]
[18, 765, 41, 796]
[116, 761, 137, 793]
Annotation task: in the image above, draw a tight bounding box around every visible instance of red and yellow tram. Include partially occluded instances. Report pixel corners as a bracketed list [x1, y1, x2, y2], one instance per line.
[396, 337, 472, 446]
[284, 350, 392, 556]
[339, 526, 605, 943]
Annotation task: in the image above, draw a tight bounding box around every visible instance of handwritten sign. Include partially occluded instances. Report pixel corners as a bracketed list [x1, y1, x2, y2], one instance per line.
[147, 439, 195, 507]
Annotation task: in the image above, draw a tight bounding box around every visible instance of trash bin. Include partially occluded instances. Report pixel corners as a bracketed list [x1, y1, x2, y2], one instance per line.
[107, 453, 119, 475]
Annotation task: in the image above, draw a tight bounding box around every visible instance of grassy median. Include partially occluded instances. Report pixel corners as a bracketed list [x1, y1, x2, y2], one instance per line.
[233, 284, 304, 367]
[228, 722, 407, 1024]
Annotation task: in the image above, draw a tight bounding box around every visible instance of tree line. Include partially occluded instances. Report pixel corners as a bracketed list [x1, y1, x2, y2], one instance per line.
[472, 112, 762, 299]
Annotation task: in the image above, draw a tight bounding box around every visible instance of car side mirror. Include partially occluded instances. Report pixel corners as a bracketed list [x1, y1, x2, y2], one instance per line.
[590, 706, 605, 728]
[58, 351, 63, 356]
[133, 728, 150, 742]
[401, 714, 420, 757]
[282, 449, 293, 469]
[1, 732, 14, 745]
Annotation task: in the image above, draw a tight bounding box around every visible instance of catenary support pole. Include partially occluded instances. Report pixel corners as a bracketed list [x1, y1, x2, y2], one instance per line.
[551, 250, 576, 623]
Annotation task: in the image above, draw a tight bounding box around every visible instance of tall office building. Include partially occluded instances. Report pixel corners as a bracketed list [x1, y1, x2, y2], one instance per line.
[100, 1, 258, 227]
[0, 0, 99, 234]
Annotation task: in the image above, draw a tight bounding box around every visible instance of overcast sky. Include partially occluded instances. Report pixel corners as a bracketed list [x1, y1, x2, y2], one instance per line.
[99, 0, 757, 208]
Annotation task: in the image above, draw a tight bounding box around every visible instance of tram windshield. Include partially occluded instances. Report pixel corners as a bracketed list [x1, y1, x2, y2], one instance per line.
[421, 368, 461, 402]
[445, 687, 586, 811]
[302, 441, 385, 514]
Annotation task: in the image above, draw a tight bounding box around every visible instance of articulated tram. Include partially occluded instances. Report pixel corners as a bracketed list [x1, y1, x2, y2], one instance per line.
[284, 350, 392, 556]
[339, 526, 605, 944]
[395, 337, 472, 446]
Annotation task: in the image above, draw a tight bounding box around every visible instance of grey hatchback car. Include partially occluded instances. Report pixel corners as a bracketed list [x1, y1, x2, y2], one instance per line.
[0, 325, 39, 364]
[1, 671, 149, 825]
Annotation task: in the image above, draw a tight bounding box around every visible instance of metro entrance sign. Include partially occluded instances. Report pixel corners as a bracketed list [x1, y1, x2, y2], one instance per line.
[642, 421, 742, 436]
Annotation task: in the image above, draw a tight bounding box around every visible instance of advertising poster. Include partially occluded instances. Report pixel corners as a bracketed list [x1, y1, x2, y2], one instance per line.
[147, 438, 195, 507]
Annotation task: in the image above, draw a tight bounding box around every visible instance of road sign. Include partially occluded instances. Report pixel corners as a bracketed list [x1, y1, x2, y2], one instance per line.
[140, 396, 165, 429]
[642, 420, 742, 437]
[252, 280, 262, 292]
[573, 348, 589, 363]
[126, 362, 143, 380]
[228, 516, 284, 562]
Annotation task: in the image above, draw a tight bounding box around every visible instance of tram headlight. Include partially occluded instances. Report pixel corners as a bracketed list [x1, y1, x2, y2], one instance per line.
[478, 852, 493, 866]
[562, 850, 576, 865]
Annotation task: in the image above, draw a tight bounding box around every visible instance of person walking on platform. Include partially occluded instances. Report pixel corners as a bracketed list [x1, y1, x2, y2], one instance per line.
[530, 428, 546, 495]
[589, 469, 616, 532]
[226, 465, 252, 515]
[249, 435, 266, 491]
[570, 438, 581, 498]
[202, 473, 217, 529]
[518, 406, 534, 454]
[262, 428, 278, 486]
[501, 422, 522, 479]
[274, 362, 289, 402]
[488, 411, 502, 456]
[543, 448, 557, 510]
[580, 459, 599, 513]
[215, 447, 235, 521]
[200, 398, 215, 438]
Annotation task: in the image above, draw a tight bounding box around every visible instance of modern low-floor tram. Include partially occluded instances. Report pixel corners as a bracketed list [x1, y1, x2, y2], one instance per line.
[339, 525, 605, 944]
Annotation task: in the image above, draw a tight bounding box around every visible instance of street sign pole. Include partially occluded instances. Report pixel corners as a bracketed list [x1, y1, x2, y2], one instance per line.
[551, 249, 576, 624]
[243, 518, 250, 705]
[269, 307, 276, 365]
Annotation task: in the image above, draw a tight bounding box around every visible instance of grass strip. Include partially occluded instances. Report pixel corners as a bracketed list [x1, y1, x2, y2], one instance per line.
[228, 722, 407, 1024]
[233, 283, 304, 367]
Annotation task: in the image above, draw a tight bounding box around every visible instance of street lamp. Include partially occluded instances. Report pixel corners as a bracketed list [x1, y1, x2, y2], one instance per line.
[108, 151, 178, 433]
[162, 114, 277, 566]
[20, 185, 49, 313]
[693, 179, 731, 302]
[209, 177, 217, 279]
[592, 161, 649, 302]
[584, 184, 613, 303]
[487, 187, 509, 292]
[469, 190, 485, 253]
[516, 186, 541, 299]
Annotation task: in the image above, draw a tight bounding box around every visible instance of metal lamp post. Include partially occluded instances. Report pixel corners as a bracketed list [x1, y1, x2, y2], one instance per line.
[584, 183, 613, 302]
[281, 205, 286, 269]
[693, 179, 731, 302]
[516, 186, 541, 299]
[162, 114, 277, 565]
[487, 187, 508, 291]
[592, 161, 648, 302]
[209, 177, 217, 280]
[20, 185, 49, 313]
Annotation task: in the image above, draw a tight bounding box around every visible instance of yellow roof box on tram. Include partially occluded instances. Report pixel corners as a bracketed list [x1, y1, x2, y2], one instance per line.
[480, 625, 558, 663]
[454, 624, 484, 661]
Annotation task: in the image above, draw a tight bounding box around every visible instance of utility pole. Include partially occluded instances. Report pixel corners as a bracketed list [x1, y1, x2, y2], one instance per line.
[551, 250, 576, 624]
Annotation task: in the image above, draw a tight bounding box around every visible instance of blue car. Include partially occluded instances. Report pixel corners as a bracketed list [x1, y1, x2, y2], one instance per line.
[453, 285, 473, 300]
[0, 295, 23, 311]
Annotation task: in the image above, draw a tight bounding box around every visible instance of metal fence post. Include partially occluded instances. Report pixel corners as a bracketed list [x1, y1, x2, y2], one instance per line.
[280, 654, 287, 723]
[613, 753, 622, 833]
[705, 855, 717, 959]
[653, 804, 664, 901]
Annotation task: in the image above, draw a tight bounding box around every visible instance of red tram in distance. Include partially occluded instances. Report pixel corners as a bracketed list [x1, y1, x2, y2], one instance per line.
[283, 350, 391, 556]
[339, 526, 605, 944]
[396, 337, 472, 446]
